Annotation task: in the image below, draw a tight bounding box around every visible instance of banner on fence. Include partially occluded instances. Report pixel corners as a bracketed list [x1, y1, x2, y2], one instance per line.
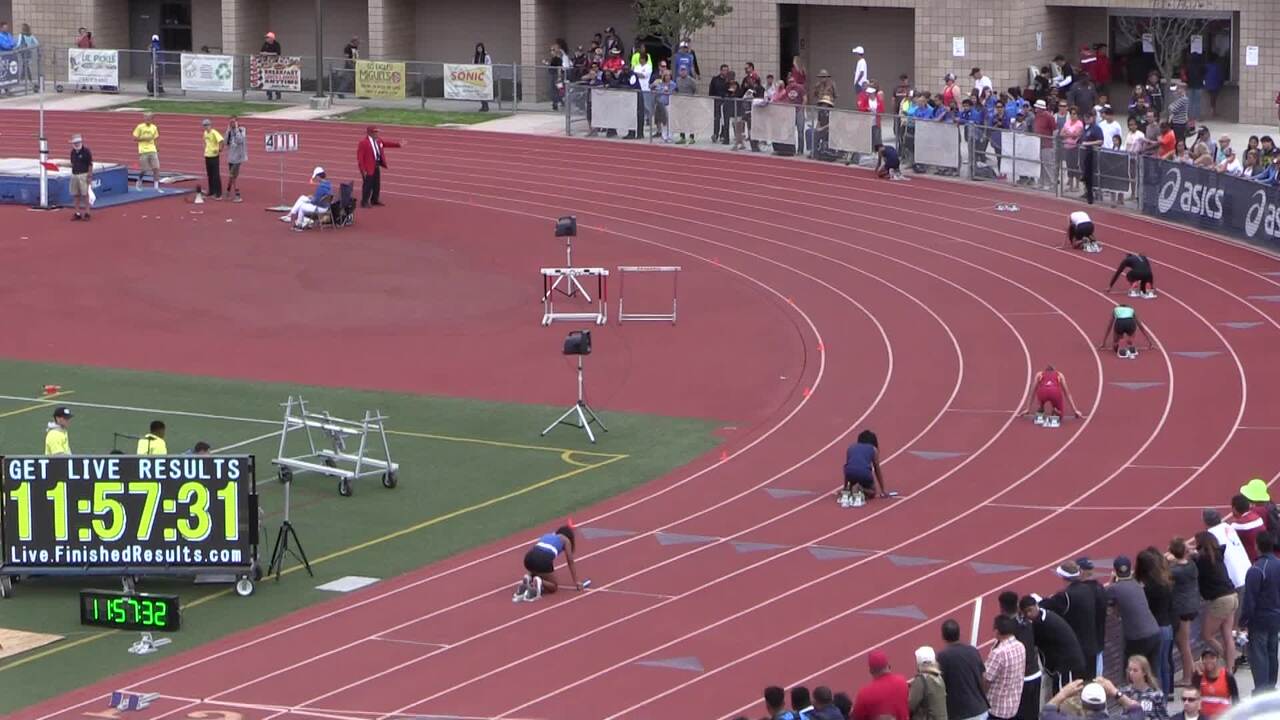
[0, 50, 20, 88]
[355, 60, 406, 99]
[589, 89, 638, 132]
[250, 54, 301, 92]
[915, 121, 960, 169]
[998, 131, 1042, 182]
[68, 49, 119, 87]
[180, 53, 235, 92]
[668, 95, 714, 138]
[751, 103, 798, 145]
[1140, 156, 1280, 252]
[828, 111, 874, 155]
[1097, 149, 1133, 193]
[443, 63, 493, 101]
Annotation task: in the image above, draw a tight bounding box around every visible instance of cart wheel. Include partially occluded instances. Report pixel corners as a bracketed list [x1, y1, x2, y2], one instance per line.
[0, 575, 13, 599]
[338, 477, 353, 497]
[279, 467, 293, 484]
[235, 577, 255, 597]
[382, 471, 397, 489]
[323, 457, 337, 469]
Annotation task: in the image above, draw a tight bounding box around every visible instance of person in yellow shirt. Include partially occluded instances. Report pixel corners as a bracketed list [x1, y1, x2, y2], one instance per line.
[44, 406, 72, 455]
[132, 111, 162, 193]
[200, 118, 224, 200]
[136, 420, 168, 455]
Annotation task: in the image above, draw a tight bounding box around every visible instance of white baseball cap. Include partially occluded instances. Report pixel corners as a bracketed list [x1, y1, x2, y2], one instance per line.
[852, 46, 865, 54]
[311, 166, 325, 179]
[1081, 683, 1107, 708]
[914, 646, 936, 666]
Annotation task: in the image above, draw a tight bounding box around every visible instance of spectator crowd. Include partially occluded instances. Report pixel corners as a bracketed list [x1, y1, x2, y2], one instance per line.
[741, 477, 1280, 720]
[559, 34, 1273, 203]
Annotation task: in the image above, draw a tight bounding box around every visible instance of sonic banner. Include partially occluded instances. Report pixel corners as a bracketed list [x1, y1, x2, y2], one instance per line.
[443, 63, 493, 101]
[1139, 156, 1280, 253]
[355, 60, 406, 99]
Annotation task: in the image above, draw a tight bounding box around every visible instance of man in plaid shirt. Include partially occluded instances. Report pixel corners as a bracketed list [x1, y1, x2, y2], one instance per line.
[985, 615, 1027, 720]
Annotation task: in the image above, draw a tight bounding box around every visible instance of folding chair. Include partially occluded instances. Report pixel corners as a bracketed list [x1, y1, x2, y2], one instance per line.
[329, 182, 356, 227]
[305, 194, 335, 230]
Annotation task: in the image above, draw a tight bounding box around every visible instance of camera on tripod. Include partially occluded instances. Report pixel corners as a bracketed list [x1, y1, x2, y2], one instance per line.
[563, 330, 591, 355]
[555, 215, 577, 237]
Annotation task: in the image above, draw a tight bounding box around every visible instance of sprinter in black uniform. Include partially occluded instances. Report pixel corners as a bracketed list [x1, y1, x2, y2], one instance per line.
[1106, 252, 1156, 298]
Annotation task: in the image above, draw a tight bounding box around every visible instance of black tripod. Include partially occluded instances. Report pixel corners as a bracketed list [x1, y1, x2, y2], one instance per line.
[268, 469, 312, 581]
[540, 355, 607, 443]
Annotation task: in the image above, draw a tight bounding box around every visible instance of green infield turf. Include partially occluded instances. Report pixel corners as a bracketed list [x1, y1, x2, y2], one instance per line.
[334, 107, 507, 127]
[0, 358, 720, 713]
[106, 99, 285, 117]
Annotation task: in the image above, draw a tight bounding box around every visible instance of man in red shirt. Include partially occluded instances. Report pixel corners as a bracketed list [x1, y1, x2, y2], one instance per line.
[853, 649, 909, 720]
[355, 126, 404, 209]
[1229, 494, 1265, 562]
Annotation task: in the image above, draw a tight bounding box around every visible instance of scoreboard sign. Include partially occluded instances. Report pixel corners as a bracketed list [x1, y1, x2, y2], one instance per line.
[1, 455, 258, 574]
[264, 131, 299, 153]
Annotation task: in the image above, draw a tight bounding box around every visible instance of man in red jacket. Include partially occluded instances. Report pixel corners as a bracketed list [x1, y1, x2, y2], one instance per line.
[853, 649, 909, 720]
[356, 126, 404, 208]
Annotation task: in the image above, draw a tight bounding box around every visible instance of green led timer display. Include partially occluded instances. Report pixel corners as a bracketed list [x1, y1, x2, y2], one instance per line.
[79, 590, 181, 632]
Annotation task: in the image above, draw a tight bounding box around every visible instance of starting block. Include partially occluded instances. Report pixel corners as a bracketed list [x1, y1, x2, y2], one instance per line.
[108, 691, 160, 711]
[617, 266, 681, 324]
[541, 268, 608, 325]
[127, 632, 171, 656]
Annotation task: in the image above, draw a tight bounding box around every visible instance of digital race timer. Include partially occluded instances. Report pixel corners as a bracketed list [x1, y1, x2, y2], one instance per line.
[80, 589, 181, 632]
[1, 455, 258, 575]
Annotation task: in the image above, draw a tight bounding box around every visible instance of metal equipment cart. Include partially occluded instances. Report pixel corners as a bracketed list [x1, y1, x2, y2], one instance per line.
[271, 396, 399, 497]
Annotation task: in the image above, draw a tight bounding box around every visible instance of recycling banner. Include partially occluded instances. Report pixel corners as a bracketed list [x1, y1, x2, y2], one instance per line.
[180, 53, 235, 92]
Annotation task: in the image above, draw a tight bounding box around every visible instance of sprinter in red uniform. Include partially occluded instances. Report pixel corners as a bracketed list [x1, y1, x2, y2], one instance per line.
[1022, 365, 1084, 428]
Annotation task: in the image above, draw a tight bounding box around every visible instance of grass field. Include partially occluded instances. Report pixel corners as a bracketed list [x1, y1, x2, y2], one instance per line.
[0, 358, 720, 713]
[333, 108, 508, 127]
[106, 99, 285, 116]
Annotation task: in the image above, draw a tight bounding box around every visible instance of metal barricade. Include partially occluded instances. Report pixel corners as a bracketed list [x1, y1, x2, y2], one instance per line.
[1, 46, 40, 97]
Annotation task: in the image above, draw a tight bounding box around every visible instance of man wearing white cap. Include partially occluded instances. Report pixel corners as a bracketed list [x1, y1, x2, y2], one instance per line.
[282, 166, 332, 229]
[851, 46, 868, 92]
[1041, 678, 1143, 719]
[69, 134, 93, 221]
[907, 646, 947, 719]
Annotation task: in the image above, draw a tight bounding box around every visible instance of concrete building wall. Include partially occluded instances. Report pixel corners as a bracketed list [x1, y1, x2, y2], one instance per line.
[799, 6, 913, 109]
[192, 0, 222, 52]
[265, 0, 368, 65]
[688, 0, 777, 86]
[369, 0, 413, 60]
[221, 0, 269, 56]
[415, 0, 519, 64]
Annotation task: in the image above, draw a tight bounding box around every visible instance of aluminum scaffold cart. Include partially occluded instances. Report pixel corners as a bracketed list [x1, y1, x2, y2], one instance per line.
[271, 396, 399, 497]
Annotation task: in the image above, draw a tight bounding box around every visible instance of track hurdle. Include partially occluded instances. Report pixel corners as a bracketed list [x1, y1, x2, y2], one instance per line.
[616, 265, 681, 324]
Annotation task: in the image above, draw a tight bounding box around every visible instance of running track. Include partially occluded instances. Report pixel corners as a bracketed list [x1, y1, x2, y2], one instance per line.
[3, 110, 1280, 720]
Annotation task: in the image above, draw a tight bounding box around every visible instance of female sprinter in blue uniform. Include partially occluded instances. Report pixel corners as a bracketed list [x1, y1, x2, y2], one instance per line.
[514, 525, 584, 602]
[842, 430, 887, 500]
[1098, 303, 1154, 359]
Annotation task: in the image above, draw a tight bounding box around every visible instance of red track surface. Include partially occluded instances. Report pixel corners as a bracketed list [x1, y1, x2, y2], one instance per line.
[4, 110, 1280, 720]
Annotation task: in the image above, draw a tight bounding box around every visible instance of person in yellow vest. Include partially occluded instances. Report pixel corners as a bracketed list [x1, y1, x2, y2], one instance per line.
[45, 406, 72, 455]
[132, 111, 162, 193]
[200, 118, 224, 200]
[136, 420, 168, 455]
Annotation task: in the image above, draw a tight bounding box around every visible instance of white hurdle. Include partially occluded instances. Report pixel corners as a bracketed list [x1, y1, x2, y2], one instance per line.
[541, 267, 609, 325]
[617, 265, 681, 324]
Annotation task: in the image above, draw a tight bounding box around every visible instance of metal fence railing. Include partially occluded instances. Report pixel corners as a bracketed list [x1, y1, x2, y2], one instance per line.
[38, 45, 570, 109]
[564, 82, 1280, 255]
[1, 46, 41, 97]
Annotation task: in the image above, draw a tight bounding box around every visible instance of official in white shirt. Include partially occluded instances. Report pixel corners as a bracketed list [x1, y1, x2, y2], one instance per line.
[851, 46, 868, 91]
